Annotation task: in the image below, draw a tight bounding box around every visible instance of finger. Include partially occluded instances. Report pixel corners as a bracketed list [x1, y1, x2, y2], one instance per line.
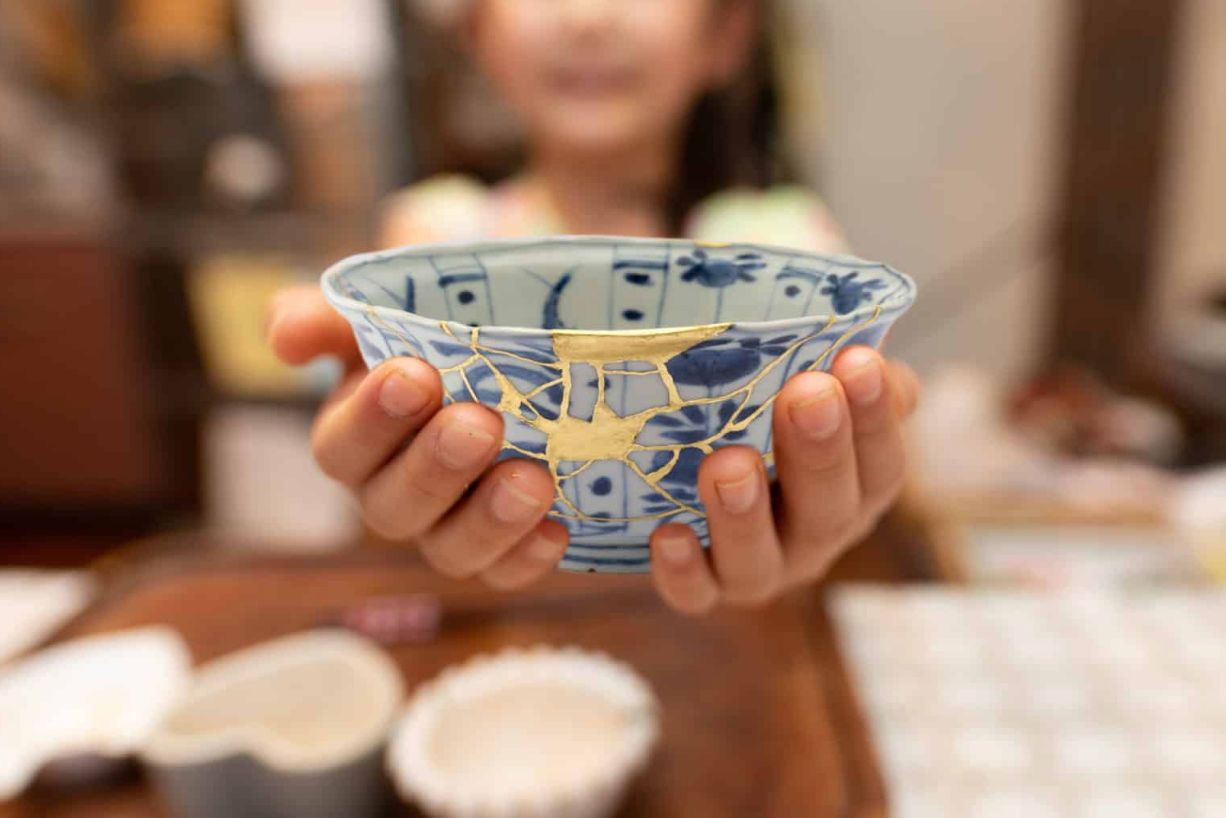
[360, 403, 503, 541]
[886, 360, 921, 418]
[833, 347, 909, 515]
[480, 519, 569, 590]
[772, 370, 860, 573]
[697, 447, 784, 606]
[311, 357, 442, 487]
[649, 524, 720, 616]
[267, 286, 362, 367]
[419, 458, 556, 579]
[323, 368, 366, 411]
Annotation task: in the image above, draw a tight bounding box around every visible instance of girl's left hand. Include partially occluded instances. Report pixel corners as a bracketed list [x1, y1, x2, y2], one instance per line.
[649, 346, 920, 614]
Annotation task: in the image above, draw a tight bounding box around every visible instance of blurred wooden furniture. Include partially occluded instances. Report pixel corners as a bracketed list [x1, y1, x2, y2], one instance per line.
[3, 511, 957, 818]
[1049, 0, 1184, 388]
[0, 230, 164, 511]
[0, 229, 203, 550]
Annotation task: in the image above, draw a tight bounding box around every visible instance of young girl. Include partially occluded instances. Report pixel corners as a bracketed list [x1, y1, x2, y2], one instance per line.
[268, 0, 919, 614]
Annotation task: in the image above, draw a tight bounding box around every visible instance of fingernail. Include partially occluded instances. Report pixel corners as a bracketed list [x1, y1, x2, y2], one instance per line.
[658, 534, 692, 565]
[715, 468, 759, 515]
[379, 365, 429, 418]
[436, 421, 497, 470]
[843, 351, 883, 406]
[790, 386, 841, 440]
[529, 533, 563, 560]
[490, 475, 544, 523]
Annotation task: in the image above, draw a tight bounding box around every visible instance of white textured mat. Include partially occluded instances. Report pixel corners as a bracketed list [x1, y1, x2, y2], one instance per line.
[831, 586, 1226, 817]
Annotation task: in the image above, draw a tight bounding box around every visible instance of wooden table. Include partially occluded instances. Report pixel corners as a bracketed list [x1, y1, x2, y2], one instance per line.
[4, 502, 958, 818]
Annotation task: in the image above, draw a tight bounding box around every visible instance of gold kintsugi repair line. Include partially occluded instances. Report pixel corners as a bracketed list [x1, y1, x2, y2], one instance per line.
[539, 311, 877, 523]
[520, 378, 566, 401]
[556, 460, 596, 481]
[629, 309, 878, 454]
[581, 309, 877, 521]
[360, 310, 881, 525]
[558, 347, 574, 417]
[457, 367, 480, 402]
[643, 449, 681, 483]
[594, 362, 608, 408]
[624, 457, 703, 516]
[366, 307, 417, 355]
[502, 441, 547, 460]
[551, 480, 599, 521]
[475, 344, 565, 371]
[622, 315, 840, 454]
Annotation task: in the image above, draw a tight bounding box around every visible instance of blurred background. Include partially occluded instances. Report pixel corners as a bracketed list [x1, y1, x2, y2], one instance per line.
[1, 1, 1225, 816]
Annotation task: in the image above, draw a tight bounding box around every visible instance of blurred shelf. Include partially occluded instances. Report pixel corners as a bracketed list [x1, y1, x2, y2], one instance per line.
[0, 214, 115, 241]
[934, 491, 1167, 528]
[208, 391, 325, 412]
[2, 208, 377, 259]
[124, 208, 376, 256]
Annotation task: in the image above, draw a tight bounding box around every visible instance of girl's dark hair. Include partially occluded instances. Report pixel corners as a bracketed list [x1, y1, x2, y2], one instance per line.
[666, 10, 787, 233]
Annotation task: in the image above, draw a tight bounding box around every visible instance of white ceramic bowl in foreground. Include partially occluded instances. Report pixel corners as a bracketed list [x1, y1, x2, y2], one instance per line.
[388, 646, 658, 818]
[0, 627, 191, 801]
[143, 630, 403, 818]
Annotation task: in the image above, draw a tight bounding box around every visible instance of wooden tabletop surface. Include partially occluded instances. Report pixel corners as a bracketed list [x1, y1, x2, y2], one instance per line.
[3, 501, 957, 818]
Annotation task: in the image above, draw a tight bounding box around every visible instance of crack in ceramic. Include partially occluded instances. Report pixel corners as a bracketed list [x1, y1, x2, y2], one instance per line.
[323, 237, 915, 572]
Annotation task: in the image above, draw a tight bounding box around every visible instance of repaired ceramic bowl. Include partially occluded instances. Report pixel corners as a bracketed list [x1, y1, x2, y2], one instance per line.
[0, 627, 191, 801]
[387, 646, 658, 818]
[323, 237, 915, 572]
[143, 630, 403, 818]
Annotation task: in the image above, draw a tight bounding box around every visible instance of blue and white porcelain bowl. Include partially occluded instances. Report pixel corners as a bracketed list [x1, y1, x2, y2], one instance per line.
[322, 237, 915, 573]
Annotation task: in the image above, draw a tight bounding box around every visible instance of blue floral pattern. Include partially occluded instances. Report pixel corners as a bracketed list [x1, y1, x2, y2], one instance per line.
[676, 248, 765, 287]
[323, 238, 914, 572]
[821, 271, 890, 315]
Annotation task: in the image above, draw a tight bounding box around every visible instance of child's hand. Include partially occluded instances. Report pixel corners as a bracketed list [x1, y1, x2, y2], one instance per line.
[646, 347, 919, 614]
[268, 287, 917, 611]
[267, 286, 569, 588]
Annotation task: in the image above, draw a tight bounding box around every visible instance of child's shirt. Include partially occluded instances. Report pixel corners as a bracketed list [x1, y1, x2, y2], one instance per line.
[380, 174, 848, 253]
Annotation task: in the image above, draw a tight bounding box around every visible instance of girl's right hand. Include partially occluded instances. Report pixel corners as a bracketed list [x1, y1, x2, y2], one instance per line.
[266, 286, 570, 588]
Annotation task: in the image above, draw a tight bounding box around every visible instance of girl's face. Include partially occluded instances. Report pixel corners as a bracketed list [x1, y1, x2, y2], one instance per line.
[469, 0, 754, 157]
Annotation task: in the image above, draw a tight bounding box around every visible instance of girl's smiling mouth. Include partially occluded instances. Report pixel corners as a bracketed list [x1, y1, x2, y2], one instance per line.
[547, 62, 641, 96]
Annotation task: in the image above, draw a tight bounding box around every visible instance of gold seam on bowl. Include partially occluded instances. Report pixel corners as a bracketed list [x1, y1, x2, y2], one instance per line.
[364, 305, 881, 526]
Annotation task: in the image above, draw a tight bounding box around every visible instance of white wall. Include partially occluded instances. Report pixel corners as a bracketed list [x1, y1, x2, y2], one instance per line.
[1154, 0, 1226, 329]
[797, 0, 1069, 383]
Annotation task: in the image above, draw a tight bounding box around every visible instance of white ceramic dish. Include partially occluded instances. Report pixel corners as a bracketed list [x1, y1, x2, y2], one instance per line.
[142, 630, 403, 818]
[0, 570, 94, 665]
[0, 626, 191, 801]
[388, 646, 658, 818]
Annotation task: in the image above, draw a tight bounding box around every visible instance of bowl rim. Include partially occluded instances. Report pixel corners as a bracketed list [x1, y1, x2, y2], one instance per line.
[385, 644, 658, 814]
[320, 235, 916, 337]
[141, 630, 404, 772]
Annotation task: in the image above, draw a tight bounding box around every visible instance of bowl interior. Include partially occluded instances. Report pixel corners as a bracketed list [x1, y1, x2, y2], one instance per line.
[145, 632, 403, 769]
[161, 656, 384, 749]
[426, 682, 629, 794]
[328, 237, 912, 331]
